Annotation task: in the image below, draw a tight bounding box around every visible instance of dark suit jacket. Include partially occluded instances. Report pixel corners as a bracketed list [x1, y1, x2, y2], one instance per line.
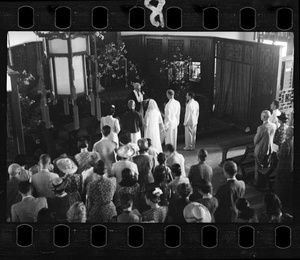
[7, 178, 22, 220]
[128, 91, 148, 114]
[214, 179, 245, 223]
[121, 110, 143, 134]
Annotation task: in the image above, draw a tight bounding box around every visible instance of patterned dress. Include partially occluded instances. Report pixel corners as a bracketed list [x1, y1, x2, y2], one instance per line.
[141, 206, 168, 223]
[87, 176, 117, 223]
[115, 183, 141, 212]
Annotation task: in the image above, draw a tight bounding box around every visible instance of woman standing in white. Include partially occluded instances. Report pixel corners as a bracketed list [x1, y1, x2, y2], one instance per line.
[144, 99, 164, 153]
[164, 89, 181, 151]
[184, 91, 199, 151]
[100, 105, 120, 148]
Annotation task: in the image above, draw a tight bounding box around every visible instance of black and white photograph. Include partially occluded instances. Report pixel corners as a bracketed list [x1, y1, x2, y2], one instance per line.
[6, 31, 294, 224]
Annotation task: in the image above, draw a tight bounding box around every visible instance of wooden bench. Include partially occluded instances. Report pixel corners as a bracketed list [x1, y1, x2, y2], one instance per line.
[218, 134, 255, 166]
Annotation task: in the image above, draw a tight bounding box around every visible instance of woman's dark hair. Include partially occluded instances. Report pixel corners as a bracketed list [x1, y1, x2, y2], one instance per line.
[164, 144, 175, 153]
[146, 138, 152, 147]
[199, 181, 212, 194]
[119, 131, 132, 145]
[171, 163, 182, 177]
[119, 168, 138, 187]
[107, 105, 116, 116]
[235, 198, 255, 220]
[157, 153, 166, 165]
[18, 181, 32, 195]
[153, 167, 166, 184]
[187, 91, 195, 99]
[145, 187, 161, 203]
[120, 193, 134, 209]
[177, 183, 192, 198]
[93, 160, 106, 176]
[264, 192, 282, 218]
[37, 208, 56, 223]
[77, 137, 88, 150]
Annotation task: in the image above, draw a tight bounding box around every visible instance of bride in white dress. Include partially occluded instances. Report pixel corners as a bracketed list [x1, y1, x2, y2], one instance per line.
[144, 99, 164, 153]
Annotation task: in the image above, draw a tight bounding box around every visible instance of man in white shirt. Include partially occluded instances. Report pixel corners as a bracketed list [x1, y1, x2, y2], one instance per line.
[184, 91, 200, 151]
[270, 99, 281, 129]
[164, 89, 181, 151]
[164, 144, 187, 177]
[93, 125, 117, 176]
[31, 154, 59, 198]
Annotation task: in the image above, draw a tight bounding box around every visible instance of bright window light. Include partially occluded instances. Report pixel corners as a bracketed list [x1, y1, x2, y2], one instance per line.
[262, 40, 287, 57]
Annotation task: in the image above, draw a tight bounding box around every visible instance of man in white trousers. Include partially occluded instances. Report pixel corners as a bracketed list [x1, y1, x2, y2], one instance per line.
[184, 91, 199, 151]
[164, 89, 181, 151]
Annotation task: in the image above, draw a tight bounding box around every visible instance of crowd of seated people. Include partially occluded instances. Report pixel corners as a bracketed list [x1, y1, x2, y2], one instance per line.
[7, 116, 293, 224]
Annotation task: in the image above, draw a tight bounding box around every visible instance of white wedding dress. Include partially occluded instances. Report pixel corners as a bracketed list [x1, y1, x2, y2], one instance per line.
[144, 99, 163, 153]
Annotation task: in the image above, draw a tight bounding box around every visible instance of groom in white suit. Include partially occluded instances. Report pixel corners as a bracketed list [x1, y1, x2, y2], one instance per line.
[184, 91, 199, 151]
[164, 89, 181, 150]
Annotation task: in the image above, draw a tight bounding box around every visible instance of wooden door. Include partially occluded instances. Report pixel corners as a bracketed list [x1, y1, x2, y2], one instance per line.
[250, 43, 280, 130]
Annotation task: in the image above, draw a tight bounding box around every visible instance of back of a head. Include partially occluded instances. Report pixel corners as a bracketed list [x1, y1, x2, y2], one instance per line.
[200, 181, 212, 194]
[120, 168, 137, 186]
[39, 154, 51, 167]
[102, 125, 111, 137]
[262, 110, 271, 120]
[264, 192, 282, 217]
[137, 138, 149, 152]
[164, 143, 175, 153]
[93, 160, 105, 176]
[120, 193, 134, 209]
[171, 163, 182, 177]
[107, 105, 116, 116]
[187, 91, 195, 99]
[223, 160, 237, 177]
[18, 181, 32, 195]
[198, 149, 208, 161]
[119, 130, 132, 145]
[8, 163, 21, 177]
[146, 138, 152, 147]
[157, 153, 166, 164]
[167, 89, 175, 97]
[145, 187, 162, 204]
[177, 182, 192, 198]
[77, 137, 88, 150]
[235, 198, 255, 220]
[128, 100, 135, 110]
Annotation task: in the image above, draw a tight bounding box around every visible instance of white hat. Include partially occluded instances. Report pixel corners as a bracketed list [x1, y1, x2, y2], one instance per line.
[183, 202, 212, 223]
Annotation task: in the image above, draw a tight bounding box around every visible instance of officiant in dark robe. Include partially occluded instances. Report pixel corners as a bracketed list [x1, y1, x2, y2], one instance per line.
[128, 82, 149, 117]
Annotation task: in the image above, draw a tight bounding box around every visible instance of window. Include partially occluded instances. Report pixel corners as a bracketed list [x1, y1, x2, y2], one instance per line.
[262, 40, 287, 57]
[189, 62, 201, 81]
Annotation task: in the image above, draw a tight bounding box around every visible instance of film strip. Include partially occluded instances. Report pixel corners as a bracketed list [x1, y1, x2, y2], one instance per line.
[1, 0, 299, 259]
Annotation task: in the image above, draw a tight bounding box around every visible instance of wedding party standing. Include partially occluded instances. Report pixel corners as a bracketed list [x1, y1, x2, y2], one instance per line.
[164, 89, 181, 151]
[184, 91, 199, 151]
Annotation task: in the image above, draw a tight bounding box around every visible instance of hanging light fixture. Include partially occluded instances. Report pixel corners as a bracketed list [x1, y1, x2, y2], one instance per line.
[36, 31, 89, 130]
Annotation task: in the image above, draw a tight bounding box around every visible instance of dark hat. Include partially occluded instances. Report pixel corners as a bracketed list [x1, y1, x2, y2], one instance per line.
[277, 112, 289, 123]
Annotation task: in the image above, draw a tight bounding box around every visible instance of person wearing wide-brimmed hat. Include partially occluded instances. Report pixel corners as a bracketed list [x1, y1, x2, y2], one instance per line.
[111, 144, 139, 187]
[47, 177, 74, 222]
[183, 202, 212, 223]
[56, 157, 81, 205]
